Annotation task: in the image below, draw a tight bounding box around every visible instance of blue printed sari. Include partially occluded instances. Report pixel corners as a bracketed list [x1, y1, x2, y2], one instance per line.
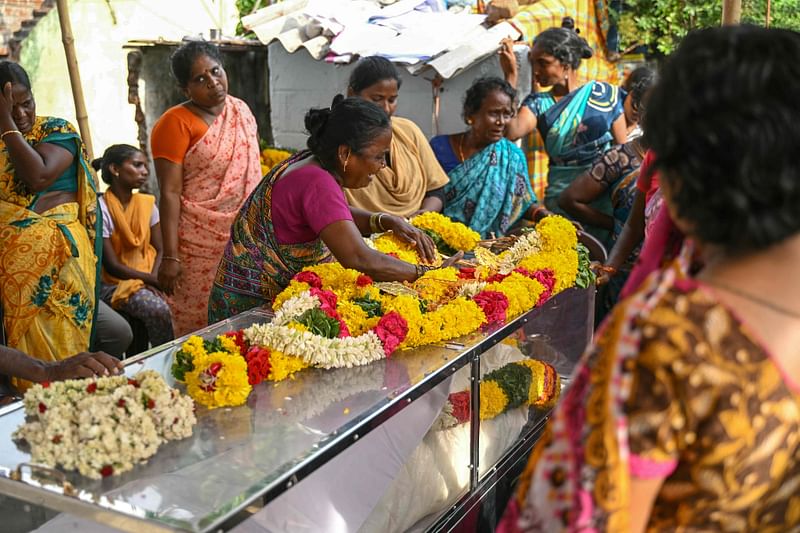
[429, 136, 535, 239]
[523, 81, 623, 215]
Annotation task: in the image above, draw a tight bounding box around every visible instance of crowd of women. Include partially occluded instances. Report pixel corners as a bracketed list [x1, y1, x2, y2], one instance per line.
[0, 23, 617, 382]
[1, 15, 798, 531]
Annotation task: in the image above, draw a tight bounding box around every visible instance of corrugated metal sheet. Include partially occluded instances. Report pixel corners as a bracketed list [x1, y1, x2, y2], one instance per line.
[241, 0, 522, 78]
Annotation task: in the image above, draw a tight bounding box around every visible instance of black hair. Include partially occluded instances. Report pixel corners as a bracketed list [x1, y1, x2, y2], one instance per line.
[0, 60, 32, 91]
[91, 144, 143, 185]
[462, 76, 516, 122]
[644, 25, 800, 252]
[560, 16, 579, 34]
[348, 56, 402, 93]
[624, 66, 657, 114]
[305, 95, 391, 170]
[170, 40, 223, 88]
[532, 25, 593, 70]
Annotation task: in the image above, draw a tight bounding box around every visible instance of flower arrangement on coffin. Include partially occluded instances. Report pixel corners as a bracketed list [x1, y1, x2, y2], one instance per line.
[432, 359, 561, 431]
[172, 216, 590, 408]
[13, 370, 195, 479]
[372, 211, 481, 264]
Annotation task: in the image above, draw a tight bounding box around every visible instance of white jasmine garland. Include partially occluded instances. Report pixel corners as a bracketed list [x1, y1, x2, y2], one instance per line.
[244, 323, 386, 369]
[458, 281, 488, 298]
[13, 370, 196, 479]
[499, 231, 543, 274]
[272, 291, 320, 326]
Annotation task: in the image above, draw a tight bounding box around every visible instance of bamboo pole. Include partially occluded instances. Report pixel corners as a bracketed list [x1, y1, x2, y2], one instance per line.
[55, 0, 93, 159]
[722, 0, 742, 25]
[766, 0, 772, 27]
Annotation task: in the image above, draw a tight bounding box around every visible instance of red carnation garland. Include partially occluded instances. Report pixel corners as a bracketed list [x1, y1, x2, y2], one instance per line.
[244, 346, 271, 385]
[293, 271, 323, 289]
[472, 290, 509, 326]
[373, 311, 409, 356]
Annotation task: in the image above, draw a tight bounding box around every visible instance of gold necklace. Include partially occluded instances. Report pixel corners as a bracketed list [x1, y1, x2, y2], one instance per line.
[458, 132, 467, 162]
[704, 279, 800, 319]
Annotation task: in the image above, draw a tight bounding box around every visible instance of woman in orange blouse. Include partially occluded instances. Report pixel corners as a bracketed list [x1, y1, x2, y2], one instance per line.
[151, 41, 261, 336]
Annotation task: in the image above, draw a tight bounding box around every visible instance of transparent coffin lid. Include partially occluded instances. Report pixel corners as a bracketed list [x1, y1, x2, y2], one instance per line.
[0, 308, 509, 532]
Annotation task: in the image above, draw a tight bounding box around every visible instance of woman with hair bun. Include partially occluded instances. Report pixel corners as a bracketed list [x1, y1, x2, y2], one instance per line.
[93, 144, 174, 350]
[500, 19, 627, 214]
[151, 40, 261, 336]
[208, 97, 456, 322]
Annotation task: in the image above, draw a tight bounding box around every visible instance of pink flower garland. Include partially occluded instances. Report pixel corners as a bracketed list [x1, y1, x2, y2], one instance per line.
[373, 311, 409, 356]
[473, 290, 509, 326]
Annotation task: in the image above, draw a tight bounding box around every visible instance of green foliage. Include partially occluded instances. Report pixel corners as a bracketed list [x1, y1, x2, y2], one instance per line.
[575, 243, 596, 289]
[353, 294, 383, 318]
[234, 0, 272, 36]
[298, 309, 341, 339]
[171, 350, 194, 382]
[420, 228, 458, 256]
[619, 0, 800, 55]
[484, 362, 533, 409]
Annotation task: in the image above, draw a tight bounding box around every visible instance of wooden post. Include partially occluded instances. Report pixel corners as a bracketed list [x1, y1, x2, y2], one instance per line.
[766, 0, 772, 27]
[55, 0, 93, 159]
[722, 0, 742, 25]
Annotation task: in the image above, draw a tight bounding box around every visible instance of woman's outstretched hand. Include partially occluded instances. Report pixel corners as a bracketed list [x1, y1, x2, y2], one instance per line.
[382, 215, 437, 263]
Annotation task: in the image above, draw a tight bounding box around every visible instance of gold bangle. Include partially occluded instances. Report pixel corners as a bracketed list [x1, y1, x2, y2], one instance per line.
[1, 129, 22, 142]
[377, 212, 387, 232]
[163, 256, 182, 263]
[369, 213, 380, 234]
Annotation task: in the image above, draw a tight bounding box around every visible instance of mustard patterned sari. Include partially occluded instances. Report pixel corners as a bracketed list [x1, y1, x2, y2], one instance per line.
[0, 116, 101, 390]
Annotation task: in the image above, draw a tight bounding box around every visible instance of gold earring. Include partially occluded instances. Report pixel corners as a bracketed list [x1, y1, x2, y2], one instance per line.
[343, 156, 349, 174]
[467, 119, 473, 125]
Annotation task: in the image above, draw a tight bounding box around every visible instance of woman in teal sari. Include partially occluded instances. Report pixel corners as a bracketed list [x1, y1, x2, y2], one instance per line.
[501, 24, 626, 226]
[430, 77, 543, 239]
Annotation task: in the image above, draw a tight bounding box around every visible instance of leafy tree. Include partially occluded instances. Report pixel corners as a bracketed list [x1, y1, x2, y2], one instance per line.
[619, 0, 800, 55]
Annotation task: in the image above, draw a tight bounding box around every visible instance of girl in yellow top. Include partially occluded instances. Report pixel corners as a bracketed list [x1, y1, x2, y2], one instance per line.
[93, 145, 173, 349]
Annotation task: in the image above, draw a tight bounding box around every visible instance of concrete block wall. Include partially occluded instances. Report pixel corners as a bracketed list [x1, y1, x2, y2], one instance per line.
[268, 42, 532, 150]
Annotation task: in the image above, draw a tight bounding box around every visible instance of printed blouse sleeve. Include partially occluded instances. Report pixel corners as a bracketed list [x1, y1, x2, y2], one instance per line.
[589, 145, 624, 188]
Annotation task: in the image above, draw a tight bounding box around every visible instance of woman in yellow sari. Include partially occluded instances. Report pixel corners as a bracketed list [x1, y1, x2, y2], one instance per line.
[0, 61, 101, 391]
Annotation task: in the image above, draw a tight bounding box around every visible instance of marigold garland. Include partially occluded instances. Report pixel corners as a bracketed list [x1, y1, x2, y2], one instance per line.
[435, 359, 560, 430]
[174, 215, 583, 401]
[185, 352, 252, 409]
[410, 211, 480, 252]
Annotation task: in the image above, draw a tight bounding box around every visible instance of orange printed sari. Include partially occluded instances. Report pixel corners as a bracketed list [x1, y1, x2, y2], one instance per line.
[171, 96, 261, 336]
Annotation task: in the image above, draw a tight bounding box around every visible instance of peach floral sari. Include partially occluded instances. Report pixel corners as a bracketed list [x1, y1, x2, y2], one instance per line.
[170, 96, 260, 336]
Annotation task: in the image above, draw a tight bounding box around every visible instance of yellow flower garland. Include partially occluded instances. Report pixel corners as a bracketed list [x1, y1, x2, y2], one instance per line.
[411, 211, 480, 252]
[373, 233, 429, 265]
[487, 272, 545, 318]
[185, 352, 252, 409]
[267, 349, 311, 382]
[479, 380, 508, 420]
[413, 267, 459, 303]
